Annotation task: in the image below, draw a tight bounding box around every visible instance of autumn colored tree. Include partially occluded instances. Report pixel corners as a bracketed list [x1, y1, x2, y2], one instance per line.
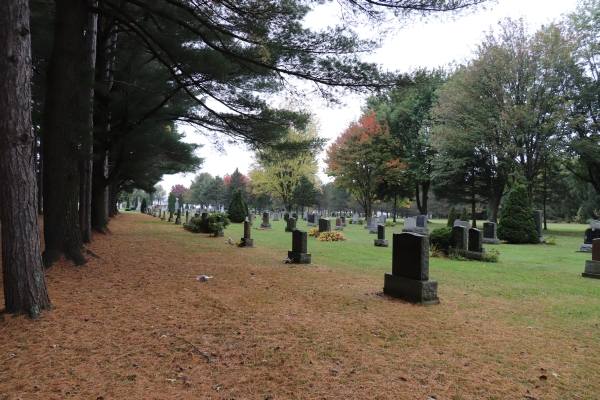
[325, 111, 405, 216]
[170, 184, 188, 198]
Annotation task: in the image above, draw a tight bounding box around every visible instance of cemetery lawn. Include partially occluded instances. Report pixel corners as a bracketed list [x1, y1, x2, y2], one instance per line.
[1, 213, 598, 399]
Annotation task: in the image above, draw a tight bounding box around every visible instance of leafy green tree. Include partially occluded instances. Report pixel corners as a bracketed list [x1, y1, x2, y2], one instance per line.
[564, 0, 600, 196]
[186, 173, 214, 206]
[431, 19, 576, 220]
[250, 119, 322, 211]
[367, 69, 445, 216]
[498, 184, 539, 244]
[205, 176, 225, 209]
[228, 189, 247, 223]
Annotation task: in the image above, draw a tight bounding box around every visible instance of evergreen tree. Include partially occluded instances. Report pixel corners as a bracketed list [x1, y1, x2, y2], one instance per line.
[498, 184, 539, 244]
[140, 198, 147, 213]
[293, 175, 319, 213]
[168, 193, 176, 213]
[460, 206, 469, 221]
[447, 205, 456, 227]
[228, 189, 247, 223]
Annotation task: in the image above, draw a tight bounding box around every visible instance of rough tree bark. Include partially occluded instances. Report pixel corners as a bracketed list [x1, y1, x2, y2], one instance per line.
[91, 18, 117, 232]
[0, 0, 53, 318]
[79, 0, 98, 244]
[42, 0, 88, 267]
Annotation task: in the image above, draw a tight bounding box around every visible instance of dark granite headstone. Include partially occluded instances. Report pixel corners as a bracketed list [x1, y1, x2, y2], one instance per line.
[240, 221, 253, 247]
[340, 216, 346, 226]
[452, 225, 468, 251]
[175, 209, 181, 225]
[584, 228, 600, 245]
[378, 225, 385, 240]
[468, 228, 483, 252]
[334, 218, 343, 231]
[307, 214, 315, 224]
[416, 215, 427, 227]
[261, 212, 271, 229]
[288, 230, 311, 263]
[374, 225, 388, 247]
[384, 232, 438, 304]
[483, 222, 496, 239]
[319, 218, 331, 233]
[292, 230, 307, 253]
[593, 238, 600, 262]
[185, 211, 189, 224]
[286, 217, 297, 232]
[201, 212, 208, 223]
[392, 233, 429, 281]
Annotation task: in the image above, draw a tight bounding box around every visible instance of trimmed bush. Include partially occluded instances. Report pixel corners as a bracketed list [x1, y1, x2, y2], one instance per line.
[459, 206, 469, 221]
[140, 198, 148, 213]
[183, 212, 230, 235]
[283, 212, 290, 222]
[497, 184, 539, 244]
[228, 189, 246, 223]
[447, 205, 456, 227]
[384, 221, 396, 227]
[292, 212, 298, 220]
[429, 227, 453, 253]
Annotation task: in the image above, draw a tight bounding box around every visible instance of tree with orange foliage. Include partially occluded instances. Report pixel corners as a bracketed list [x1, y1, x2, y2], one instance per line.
[325, 111, 406, 216]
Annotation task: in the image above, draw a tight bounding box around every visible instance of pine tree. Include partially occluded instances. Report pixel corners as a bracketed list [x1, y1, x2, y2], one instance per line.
[228, 189, 247, 223]
[447, 205, 456, 227]
[140, 198, 147, 213]
[498, 184, 539, 244]
[168, 193, 176, 213]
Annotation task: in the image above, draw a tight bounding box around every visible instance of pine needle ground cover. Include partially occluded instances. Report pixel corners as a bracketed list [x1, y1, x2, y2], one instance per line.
[0, 213, 598, 399]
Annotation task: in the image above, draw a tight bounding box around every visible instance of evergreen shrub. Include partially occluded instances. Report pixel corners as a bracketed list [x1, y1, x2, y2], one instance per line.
[429, 227, 453, 253]
[460, 206, 469, 221]
[228, 189, 246, 223]
[283, 212, 290, 222]
[140, 198, 148, 213]
[447, 205, 456, 227]
[497, 184, 539, 244]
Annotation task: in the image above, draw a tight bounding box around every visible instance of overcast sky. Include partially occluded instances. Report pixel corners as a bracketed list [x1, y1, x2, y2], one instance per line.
[159, 0, 579, 192]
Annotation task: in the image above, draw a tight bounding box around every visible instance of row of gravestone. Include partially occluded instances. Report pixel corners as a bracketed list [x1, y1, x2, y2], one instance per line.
[283, 225, 439, 304]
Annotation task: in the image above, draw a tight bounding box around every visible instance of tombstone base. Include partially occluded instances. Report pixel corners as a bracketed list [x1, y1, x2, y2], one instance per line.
[288, 251, 311, 264]
[369, 228, 378, 234]
[579, 244, 593, 253]
[212, 230, 224, 237]
[260, 223, 272, 229]
[168, 218, 174, 222]
[307, 222, 317, 227]
[175, 218, 181, 225]
[383, 273, 439, 305]
[374, 239, 389, 247]
[240, 238, 254, 247]
[334, 226, 344, 231]
[583, 259, 600, 276]
[402, 227, 429, 235]
[482, 238, 500, 244]
[285, 227, 297, 232]
[449, 248, 487, 261]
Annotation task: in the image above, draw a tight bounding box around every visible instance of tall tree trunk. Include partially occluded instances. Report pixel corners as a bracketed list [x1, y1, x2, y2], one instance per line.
[37, 135, 43, 215]
[42, 0, 88, 267]
[91, 152, 108, 232]
[91, 19, 117, 230]
[0, 0, 53, 318]
[79, 0, 98, 244]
